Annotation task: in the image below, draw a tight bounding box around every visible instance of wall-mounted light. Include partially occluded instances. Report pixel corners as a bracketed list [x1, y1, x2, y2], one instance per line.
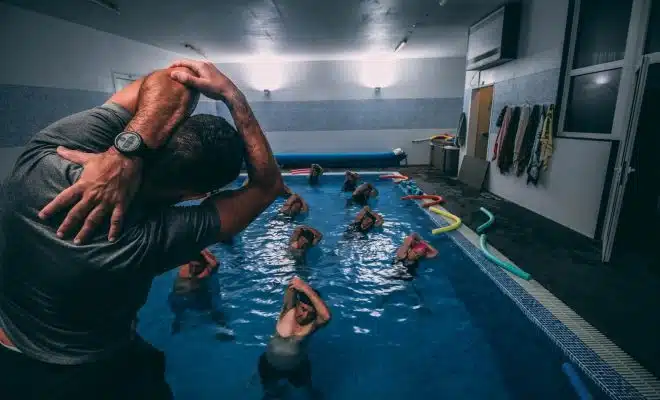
[263, 89, 271, 97]
[374, 87, 382, 95]
[394, 38, 408, 53]
[359, 53, 399, 88]
[245, 55, 287, 91]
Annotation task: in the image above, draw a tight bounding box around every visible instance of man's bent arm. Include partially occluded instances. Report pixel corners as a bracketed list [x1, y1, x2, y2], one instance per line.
[109, 67, 199, 149]
[206, 88, 283, 239]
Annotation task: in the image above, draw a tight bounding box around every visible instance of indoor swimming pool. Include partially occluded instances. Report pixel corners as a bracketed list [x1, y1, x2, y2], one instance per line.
[137, 173, 608, 400]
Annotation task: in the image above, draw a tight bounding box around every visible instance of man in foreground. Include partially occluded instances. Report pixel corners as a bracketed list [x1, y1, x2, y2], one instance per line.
[259, 277, 331, 399]
[0, 60, 283, 398]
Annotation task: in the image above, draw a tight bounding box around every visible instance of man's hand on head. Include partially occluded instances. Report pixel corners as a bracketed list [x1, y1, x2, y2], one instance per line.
[39, 147, 142, 244]
[168, 59, 237, 101]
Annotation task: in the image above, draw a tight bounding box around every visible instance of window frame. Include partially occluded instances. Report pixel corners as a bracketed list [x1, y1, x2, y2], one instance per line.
[556, 0, 647, 139]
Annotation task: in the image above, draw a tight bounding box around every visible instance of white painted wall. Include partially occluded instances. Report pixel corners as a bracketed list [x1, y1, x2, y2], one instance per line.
[462, 0, 613, 238]
[0, 3, 185, 93]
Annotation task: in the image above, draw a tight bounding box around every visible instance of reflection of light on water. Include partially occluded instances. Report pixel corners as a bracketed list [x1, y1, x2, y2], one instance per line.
[353, 326, 371, 334]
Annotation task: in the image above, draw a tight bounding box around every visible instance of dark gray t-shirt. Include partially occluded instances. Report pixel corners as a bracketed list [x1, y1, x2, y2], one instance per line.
[0, 103, 221, 365]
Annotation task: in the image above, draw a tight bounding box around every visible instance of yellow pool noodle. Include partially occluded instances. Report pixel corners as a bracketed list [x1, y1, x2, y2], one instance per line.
[429, 207, 462, 234]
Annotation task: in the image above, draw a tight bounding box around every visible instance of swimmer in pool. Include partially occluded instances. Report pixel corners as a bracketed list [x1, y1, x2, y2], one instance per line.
[289, 226, 323, 256]
[349, 206, 384, 233]
[280, 193, 309, 218]
[258, 276, 331, 399]
[392, 233, 438, 280]
[351, 182, 378, 205]
[342, 171, 360, 192]
[168, 249, 234, 339]
[308, 164, 323, 185]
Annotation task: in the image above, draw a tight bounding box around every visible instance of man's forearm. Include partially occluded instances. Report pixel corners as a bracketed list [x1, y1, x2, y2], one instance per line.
[223, 88, 281, 190]
[124, 67, 198, 149]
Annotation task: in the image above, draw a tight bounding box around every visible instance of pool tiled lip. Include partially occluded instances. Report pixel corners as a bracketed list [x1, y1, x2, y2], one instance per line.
[400, 185, 660, 400]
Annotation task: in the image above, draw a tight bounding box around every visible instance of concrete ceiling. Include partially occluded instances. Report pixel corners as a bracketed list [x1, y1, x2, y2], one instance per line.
[3, 0, 507, 61]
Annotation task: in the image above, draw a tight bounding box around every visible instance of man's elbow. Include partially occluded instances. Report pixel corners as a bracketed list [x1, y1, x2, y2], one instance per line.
[319, 310, 332, 325]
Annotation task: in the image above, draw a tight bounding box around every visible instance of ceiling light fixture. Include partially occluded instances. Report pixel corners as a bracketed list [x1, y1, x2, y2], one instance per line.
[438, 0, 449, 6]
[88, 0, 120, 14]
[394, 38, 408, 52]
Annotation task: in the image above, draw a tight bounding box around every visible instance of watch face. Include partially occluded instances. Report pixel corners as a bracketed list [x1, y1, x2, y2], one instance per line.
[115, 132, 142, 153]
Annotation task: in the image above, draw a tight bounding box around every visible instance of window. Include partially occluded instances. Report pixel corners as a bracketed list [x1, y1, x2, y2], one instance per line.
[112, 72, 139, 93]
[564, 69, 622, 133]
[644, 0, 660, 54]
[557, 0, 642, 139]
[572, 0, 633, 69]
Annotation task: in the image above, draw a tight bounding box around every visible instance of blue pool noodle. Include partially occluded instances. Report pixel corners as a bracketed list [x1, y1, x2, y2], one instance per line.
[562, 362, 593, 400]
[477, 207, 531, 281]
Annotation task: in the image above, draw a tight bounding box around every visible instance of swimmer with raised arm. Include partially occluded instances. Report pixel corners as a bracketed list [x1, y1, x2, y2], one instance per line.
[349, 206, 384, 234]
[392, 233, 438, 280]
[308, 164, 323, 185]
[289, 226, 323, 257]
[258, 277, 330, 399]
[350, 182, 378, 205]
[342, 171, 360, 192]
[168, 249, 234, 339]
[280, 193, 309, 218]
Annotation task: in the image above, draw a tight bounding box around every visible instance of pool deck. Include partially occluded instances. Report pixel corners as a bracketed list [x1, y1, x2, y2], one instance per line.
[281, 170, 660, 399]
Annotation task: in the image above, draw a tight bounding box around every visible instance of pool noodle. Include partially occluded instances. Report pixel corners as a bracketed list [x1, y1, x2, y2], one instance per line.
[479, 235, 531, 280]
[401, 195, 444, 208]
[477, 208, 531, 280]
[380, 174, 409, 181]
[562, 362, 593, 400]
[429, 207, 462, 234]
[476, 207, 494, 234]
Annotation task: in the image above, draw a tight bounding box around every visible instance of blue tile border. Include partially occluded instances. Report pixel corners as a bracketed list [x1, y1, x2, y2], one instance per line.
[405, 187, 645, 400]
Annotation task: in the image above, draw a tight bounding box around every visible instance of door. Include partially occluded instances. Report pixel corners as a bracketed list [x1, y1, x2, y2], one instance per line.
[466, 86, 494, 160]
[601, 55, 653, 261]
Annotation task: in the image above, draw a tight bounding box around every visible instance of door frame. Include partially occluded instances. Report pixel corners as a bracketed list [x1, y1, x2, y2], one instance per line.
[601, 55, 657, 261]
[465, 85, 494, 160]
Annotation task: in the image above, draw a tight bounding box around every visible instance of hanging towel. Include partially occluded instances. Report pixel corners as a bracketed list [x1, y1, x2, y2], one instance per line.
[492, 106, 511, 161]
[515, 104, 541, 176]
[539, 104, 555, 170]
[456, 112, 467, 147]
[512, 105, 532, 172]
[497, 106, 521, 174]
[495, 106, 507, 128]
[527, 105, 555, 185]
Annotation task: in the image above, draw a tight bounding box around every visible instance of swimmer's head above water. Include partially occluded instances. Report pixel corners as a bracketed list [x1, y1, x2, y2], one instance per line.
[294, 290, 319, 325]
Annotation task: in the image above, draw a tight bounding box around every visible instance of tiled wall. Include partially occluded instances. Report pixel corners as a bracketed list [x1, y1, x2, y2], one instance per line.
[0, 83, 461, 148]
[214, 98, 461, 132]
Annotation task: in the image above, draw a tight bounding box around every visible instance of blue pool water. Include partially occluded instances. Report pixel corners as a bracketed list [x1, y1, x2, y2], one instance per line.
[138, 174, 608, 400]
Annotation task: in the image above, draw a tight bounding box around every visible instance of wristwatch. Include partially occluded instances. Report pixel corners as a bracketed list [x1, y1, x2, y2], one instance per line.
[113, 131, 153, 158]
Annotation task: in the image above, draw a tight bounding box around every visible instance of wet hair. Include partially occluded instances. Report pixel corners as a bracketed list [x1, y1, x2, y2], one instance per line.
[296, 288, 321, 322]
[300, 229, 316, 243]
[145, 114, 244, 194]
